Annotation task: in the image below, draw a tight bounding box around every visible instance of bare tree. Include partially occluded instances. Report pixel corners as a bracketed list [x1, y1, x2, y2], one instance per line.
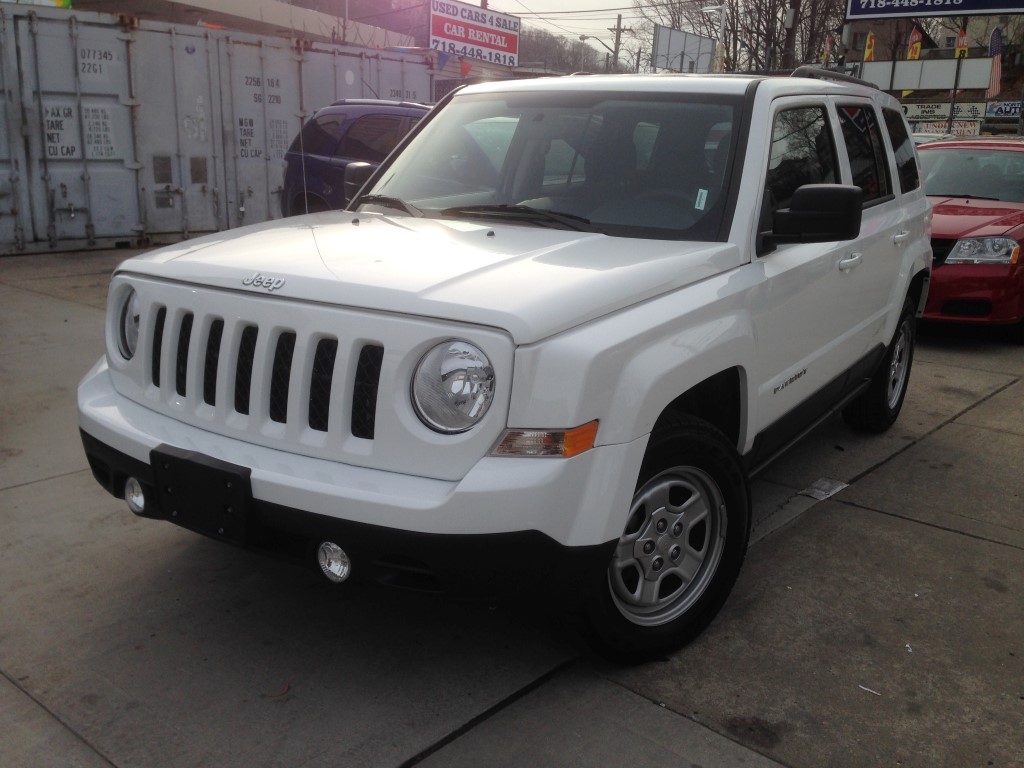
[519, 28, 601, 73]
[631, 0, 847, 72]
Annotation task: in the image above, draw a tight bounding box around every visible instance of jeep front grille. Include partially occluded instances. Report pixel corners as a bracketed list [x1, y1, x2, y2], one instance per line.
[148, 307, 382, 440]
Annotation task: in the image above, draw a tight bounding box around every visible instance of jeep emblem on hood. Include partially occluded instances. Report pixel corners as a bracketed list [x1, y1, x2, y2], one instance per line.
[242, 272, 286, 292]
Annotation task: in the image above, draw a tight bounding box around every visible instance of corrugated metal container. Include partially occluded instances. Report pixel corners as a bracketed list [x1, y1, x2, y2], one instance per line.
[0, 2, 433, 254]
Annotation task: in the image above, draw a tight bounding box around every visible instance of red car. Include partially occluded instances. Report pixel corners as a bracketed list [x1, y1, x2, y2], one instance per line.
[917, 137, 1024, 342]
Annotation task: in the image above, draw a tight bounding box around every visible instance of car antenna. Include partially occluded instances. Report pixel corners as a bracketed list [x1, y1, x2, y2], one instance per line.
[299, 109, 310, 215]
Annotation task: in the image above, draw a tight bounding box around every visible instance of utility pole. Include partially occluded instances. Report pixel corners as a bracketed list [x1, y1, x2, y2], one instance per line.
[781, 0, 800, 70]
[608, 14, 632, 70]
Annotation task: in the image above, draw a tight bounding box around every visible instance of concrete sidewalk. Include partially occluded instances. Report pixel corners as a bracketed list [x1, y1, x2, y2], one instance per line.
[1, 249, 1021, 768]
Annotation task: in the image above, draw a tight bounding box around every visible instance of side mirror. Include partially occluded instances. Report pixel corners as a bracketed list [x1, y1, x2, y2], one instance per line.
[344, 162, 375, 206]
[765, 184, 863, 247]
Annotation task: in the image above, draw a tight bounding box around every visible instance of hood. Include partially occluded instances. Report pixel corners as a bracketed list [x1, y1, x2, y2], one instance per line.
[119, 212, 741, 344]
[929, 196, 1024, 240]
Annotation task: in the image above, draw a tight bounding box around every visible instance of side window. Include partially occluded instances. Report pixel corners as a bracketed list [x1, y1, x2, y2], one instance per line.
[765, 106, 838, 212]
[336, 115, 403, 162]
[838, 105, 892, 204]
[882, 107, 920, 193]
[290, 112, 346, 156]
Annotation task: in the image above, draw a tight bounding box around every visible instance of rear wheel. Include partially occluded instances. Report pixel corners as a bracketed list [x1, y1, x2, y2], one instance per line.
[585, 416, 750, 663]
[843, 296, 915, 433]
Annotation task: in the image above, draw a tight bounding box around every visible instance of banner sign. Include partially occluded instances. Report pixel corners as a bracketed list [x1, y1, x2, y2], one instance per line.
[847, 0, 1023, 21]
[911, 120, 981, 136]
[986, 100, 1020, 118]
[902, 102, 985, 120]
[429, 0, 519, 67]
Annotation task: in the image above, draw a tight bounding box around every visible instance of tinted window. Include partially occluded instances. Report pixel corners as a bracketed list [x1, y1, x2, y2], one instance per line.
[290, 112, 346, 156]
[882, 107, 920, 192]
[336, 115, 403, 162]
[765, 107, 838, 211]
[838, 105, 892, 204]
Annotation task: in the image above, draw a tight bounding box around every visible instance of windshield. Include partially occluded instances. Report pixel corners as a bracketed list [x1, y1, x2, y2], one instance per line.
[358, 91, 741, 240]
[919, 147, 1024, 202]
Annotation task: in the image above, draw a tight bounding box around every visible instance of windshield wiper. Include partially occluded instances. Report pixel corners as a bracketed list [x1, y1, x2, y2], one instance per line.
[357, 195, 423, 217]
[440, 204, 598, 232]
[937, 193, 1001, 201]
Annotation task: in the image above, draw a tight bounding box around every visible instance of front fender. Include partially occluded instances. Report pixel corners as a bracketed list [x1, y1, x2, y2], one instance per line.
[508, 266, 758, 450]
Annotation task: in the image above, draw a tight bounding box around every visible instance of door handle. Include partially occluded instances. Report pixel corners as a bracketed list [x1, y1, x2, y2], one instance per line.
[838, 252, 863, 271]
[892, 230, 912, 244]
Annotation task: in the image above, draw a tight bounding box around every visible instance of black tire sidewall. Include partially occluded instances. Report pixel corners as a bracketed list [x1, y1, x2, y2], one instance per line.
[844, 296, 916, 433]
[584, 417, 750, 663]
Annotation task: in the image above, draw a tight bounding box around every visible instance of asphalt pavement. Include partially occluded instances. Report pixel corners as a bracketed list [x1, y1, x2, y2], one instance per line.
[1, 248, 1021, 768]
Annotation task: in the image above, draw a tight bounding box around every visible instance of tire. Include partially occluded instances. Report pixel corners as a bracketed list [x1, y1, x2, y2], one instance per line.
[843, 296, 915, 433]
[584, 415, 751, 663]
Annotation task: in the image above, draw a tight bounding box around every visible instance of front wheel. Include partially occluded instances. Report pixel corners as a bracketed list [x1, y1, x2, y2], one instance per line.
[584, 416, 750, 663]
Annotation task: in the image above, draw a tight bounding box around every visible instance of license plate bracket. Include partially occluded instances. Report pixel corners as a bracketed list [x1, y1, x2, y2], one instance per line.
[151, 445, 252, 546]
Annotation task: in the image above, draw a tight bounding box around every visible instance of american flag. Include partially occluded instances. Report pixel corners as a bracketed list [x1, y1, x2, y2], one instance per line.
[987, 27, 1002, 99]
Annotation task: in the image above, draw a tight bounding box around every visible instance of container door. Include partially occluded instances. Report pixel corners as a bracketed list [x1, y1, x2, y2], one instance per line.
[0, 9, 28, 250]
[219, 37, 300, 227]
[17, 13, 140, 245]
[132, 25, 225, 236]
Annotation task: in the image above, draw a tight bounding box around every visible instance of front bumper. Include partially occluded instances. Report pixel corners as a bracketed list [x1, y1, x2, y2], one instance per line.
[81, 430, 614, 595]
[79, 360, 646, 594]
[923, 263, 1024, 325]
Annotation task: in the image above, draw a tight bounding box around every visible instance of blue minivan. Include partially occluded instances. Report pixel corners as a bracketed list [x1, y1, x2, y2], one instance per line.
[282, 99, 429, 216]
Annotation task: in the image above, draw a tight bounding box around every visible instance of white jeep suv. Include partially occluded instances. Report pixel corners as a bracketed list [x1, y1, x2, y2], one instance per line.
[79, 69, 931, 661]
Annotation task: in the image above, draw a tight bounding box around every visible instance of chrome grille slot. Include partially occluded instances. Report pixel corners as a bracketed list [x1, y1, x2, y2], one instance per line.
[175, 313, 194, 397]
[234, 325, 259, 415]
[203, 319, 224, 406]
[308, 338, 338, 432]
[352, 344, 383, 439]
[269, 331, 297, 424]
[151, 307, 166, 388]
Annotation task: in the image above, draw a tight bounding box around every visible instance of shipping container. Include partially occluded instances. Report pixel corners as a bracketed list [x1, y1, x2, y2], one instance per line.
[0, 2, 433, 253]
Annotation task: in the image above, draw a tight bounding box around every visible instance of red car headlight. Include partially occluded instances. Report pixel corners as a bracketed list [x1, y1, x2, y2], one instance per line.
[946, 237, 1020, 265]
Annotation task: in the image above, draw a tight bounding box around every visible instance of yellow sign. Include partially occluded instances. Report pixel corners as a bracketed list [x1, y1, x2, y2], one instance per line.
[955, 28, 968, 59]
[907, 26, 922, 60]
[864, 31, 875, 62]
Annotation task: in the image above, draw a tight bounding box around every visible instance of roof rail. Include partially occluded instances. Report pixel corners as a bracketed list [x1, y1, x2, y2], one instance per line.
[791, 65, 875, 89]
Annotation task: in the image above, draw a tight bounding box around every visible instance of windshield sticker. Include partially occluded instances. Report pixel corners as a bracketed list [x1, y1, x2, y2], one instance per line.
[695, 189, 708, 211]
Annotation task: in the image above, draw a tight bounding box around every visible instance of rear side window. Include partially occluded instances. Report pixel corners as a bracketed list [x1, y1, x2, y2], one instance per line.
[336, 115, 404, 162]
[765, 106, 839, 212]
[882, 107, 920, 193]
[290, 112, 347, 156]
[838, 105, 892, 204]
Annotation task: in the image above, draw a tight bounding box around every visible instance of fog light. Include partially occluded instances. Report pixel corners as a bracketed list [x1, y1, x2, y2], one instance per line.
[124, 476, 146, 515]
[317, 541, 351, 583]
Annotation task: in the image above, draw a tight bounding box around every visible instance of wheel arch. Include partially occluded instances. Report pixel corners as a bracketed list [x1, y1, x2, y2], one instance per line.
[654, 367, 745, 451]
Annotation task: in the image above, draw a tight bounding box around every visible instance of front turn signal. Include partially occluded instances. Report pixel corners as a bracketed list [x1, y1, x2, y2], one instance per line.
[492, 420, 599, 458]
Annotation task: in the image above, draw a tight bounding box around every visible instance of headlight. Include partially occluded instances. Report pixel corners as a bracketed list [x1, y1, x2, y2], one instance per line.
[117, 288, 141, 359]
[946, 237, 1020, 265]
[412, 340, 495, 433]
